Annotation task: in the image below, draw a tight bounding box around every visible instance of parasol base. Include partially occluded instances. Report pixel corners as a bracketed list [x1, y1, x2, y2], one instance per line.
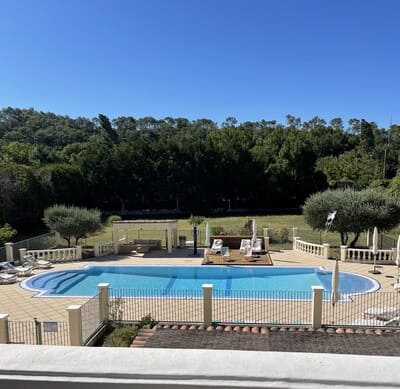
[369, 265, 383, 275]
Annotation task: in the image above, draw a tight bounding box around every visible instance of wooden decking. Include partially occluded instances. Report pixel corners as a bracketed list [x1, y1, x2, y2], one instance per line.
[202, 249, 273, 266]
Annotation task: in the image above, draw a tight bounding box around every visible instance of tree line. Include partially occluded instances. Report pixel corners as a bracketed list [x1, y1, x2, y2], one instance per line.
[1, 107, 400, 234]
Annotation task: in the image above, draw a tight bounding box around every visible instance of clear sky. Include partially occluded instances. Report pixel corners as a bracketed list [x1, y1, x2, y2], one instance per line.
[0, 0, 399, 127]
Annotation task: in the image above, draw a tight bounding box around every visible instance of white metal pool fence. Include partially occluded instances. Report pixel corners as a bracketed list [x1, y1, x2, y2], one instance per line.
[2, 285, 400, 347]
[80, 293, 102, 344]
[109, 286, 400, 328]
[8, 319, 70, 345]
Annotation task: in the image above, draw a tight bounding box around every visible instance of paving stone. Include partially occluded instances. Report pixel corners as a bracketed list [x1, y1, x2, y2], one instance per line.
[142, 328, 400, 356]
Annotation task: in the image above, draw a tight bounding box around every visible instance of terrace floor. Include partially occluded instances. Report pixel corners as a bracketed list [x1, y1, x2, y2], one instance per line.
[1, 248, 398, 322]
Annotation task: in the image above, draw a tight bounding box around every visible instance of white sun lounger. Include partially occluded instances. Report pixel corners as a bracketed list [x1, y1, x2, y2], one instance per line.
[2, 262, 33, 277]
[252, 238, 263, 254]
[239, 239, 251, 254]
[23, 254, 52, 269]
[364, 307, 399, 320]
[211, 239, 223, 254]
[0, 273, 18, 284]
[352, 316, 400, 327]
[222, 246, 232, 262]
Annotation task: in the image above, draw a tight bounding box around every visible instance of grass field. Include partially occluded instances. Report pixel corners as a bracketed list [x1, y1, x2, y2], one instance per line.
[83, 215, 399, 250]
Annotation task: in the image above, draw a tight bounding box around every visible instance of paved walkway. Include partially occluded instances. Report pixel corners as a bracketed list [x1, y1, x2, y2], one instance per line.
[0, 248, 398, 322]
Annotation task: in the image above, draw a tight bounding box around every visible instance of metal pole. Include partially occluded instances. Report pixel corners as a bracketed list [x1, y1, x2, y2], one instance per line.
[193, 225, 198, 256]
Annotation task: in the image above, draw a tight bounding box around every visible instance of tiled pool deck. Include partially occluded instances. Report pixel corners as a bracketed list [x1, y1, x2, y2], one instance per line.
[0, 248, 398, 322]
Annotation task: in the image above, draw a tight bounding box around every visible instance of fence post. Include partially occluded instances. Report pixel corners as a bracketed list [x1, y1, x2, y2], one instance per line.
[323, 243, 330, 259]
[0, 314, 9, 344]
[33, 317, 43, 345]
[202, 284, 213, 327]
[98, 283, 110, 323]
[292, 227, 298, 238]
[75, 245, 82, 260]
[5, 243, 13, 262]
[293, 236, 300, 251]
[263, 228, 269, 238]
[311, 286, 324, 329]
[67, 304, 83, 346]
[264, 237, 270, 251]
[340, 245, 348, 261]
[94, 243, 100, 257]
[19, 248, 27, 263]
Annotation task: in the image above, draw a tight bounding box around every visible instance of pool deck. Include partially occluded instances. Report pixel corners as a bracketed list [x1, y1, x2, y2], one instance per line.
[0, 248, 398, 321]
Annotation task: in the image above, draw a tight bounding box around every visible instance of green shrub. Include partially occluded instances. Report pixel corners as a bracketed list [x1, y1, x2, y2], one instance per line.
[103, 324, 139, 347]
[270, 227, 289, 243]
[105, 214, 122, 226]
[239, 219, 252, 235]
[140, 313, 157, 328]
[211, 226, 225, 235]
[0, 223, 17, 246]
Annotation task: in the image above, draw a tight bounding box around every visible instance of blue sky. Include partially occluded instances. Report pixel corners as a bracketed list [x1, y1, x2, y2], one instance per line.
[0, 0, 399, 127]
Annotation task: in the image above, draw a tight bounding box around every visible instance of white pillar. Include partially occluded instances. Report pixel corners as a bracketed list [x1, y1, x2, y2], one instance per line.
[263, 228, 269, 238]
[340, 245, 348, 261]
[173, 228, 178, 249]
[5, 243, 13, 262]
[264, 237, 270, 250]
[0, 314, 9, 344]
[167, 227, 172, 254]
[94, 243, 100, 257]
[98, 283, 110, 323]
[292, 227, 298, 238]
[19, 248, 27, 263]
[366, 229, 370, 247]
[203, 284, 213, 327]
[311, 286, 324, 329]
[125, 229, 128, 243]
[112, 226, 119, 255]
[67, 305, 83, 346]
[75, 246, 82, 260]
[293, 236, 300, 251]
[323, 244, 330, 259]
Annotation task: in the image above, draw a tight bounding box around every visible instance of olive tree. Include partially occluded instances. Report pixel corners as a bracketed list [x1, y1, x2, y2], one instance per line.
[43, 205, 102, 247]
[0, 223, 17, 246]
[303, 188, 400, 247]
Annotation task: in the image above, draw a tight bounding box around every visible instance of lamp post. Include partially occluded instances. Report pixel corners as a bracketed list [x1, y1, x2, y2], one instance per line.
[193, 224, 198, 256]
[189, 215, 204, 257]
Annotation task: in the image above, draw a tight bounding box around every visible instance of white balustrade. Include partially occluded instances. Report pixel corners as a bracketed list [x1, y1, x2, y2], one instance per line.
[94, 242, 114, 257]
[294, 238, 326, 258]
[27, 246, 82, 263]
[343, 247, 395, 264]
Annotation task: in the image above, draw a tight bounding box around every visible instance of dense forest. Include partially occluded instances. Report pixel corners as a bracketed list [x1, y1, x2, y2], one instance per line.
[1, 107, 399, 233]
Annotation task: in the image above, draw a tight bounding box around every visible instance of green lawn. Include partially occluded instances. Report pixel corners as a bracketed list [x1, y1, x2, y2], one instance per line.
[82, 214, 399, 251]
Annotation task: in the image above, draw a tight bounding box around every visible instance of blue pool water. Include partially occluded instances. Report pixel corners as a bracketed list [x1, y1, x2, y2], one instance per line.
[21, 266, 379, 298]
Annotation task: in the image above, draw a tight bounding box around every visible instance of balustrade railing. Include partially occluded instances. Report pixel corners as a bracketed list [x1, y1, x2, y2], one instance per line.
[94, 242, 114, 257]
[341, 247, 395, 264]
[293, 237, 329, 258]
[26, 246, 82, 263]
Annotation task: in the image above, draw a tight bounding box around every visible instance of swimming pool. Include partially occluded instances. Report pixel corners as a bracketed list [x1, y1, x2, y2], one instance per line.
[21, 265, 379, 298]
